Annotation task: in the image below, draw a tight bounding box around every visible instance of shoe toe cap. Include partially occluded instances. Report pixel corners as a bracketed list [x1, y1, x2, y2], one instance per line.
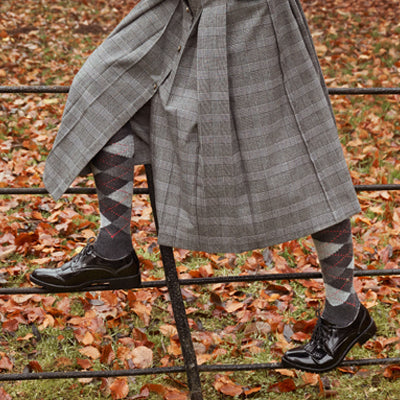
[31, 268, 64, 285]
[283, 347, 310, 364]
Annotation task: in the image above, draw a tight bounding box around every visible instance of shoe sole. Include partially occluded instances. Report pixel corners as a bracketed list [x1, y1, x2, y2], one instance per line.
[30, 273, 141, 291]
[281, 318, 377, 373]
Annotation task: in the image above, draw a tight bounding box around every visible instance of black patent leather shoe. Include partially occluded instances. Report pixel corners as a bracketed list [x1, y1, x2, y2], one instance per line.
[30, 239, 141, 290]
[282, 304, 376, 372]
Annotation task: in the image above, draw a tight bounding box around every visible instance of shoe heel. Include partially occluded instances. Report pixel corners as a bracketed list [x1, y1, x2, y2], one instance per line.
[108, 274, 141, 289]
[358, 320, 377, 346]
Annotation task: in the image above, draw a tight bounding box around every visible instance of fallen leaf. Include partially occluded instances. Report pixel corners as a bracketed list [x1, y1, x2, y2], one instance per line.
[101, 343, 116, 365]
[81, 331, 94, 346]
[384, 365, 400, 380]
[79, 346, 101, 360]
[77, 358, 93, 369]
[0, 387, 12, 400]
[164, 389, 188, 400]
[268, 378, 296, 393]
[28, 361, 43, 372]
[0, 356, 13, 371]
[213, 375, 243, 397]
[131, 346, 153, 369]
[244, 386, 262, 396]
[110, 377, 130, 400]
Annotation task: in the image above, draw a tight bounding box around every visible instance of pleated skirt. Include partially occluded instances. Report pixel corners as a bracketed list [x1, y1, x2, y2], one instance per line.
[44, 0, 361, 252]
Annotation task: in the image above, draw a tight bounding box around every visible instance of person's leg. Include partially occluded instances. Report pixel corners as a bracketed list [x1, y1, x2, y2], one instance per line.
[282, 219, 376, 372]
[90, 123, 135, 259]
[30, 123, 140, 290]
[312, 219, 360, 327]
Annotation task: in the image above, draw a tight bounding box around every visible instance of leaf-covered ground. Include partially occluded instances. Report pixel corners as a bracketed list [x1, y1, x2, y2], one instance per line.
[0, 0, 399, 399]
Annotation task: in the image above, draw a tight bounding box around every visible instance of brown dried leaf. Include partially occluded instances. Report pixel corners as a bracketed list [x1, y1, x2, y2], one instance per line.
[224, 300, 244, 313]
[131, 346, 153, 369]
[268, 378, 296, 393]
[164, 389, 188, 400]
[132, 302, 152, 326]
[213, 375, 243, 397]
[77, 358, 93, 370]
[101, 291, 119, 306]
[101, 343, 116, 365]
[79, 346, 101, 360]
[0, 356, 13, 371]
[384, 365, 400, 380]
[2, 319, 19, 333]
[143, 384, 167, 395]
[0, 387, 12, 400]
[131, 386, 150, 399]
[244, 386, 262, 396]
[110, 377, 130, 400]
[81, 331, 94, 346]
[159, 324, 178, 337]
[301, 372, 320, 386]
[28, 360, 43, 372]
[199, 263, 214, 277]
[15, 232, 39, 247]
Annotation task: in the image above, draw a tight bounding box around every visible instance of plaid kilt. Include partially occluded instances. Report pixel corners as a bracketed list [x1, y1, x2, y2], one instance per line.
[44, 0, 361, 253]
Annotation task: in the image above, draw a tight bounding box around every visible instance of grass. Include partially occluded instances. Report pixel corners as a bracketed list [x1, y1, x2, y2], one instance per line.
[1, 200, 397, 399]
[0, 253, 399, 399]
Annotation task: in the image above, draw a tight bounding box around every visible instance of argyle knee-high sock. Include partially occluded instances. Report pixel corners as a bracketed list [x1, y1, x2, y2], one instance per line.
[311, 219, 360, 327]
[90, 124, 135, 260]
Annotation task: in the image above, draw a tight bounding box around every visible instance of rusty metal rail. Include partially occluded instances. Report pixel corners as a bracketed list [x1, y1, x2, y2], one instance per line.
[2, 85, 400, 95]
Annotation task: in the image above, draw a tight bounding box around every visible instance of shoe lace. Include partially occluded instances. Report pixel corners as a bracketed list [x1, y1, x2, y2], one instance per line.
[67, 237, 95, 271]
[308, 309, 333, 352]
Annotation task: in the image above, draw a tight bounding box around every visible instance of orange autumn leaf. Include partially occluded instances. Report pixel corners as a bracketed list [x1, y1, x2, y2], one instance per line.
[268, 378, 296, 393]
[100, 343, 116, 365]
[28, 360, 43, 372]
[131, 346, 153, 369]
[244, 386, 262, 396]
[81, 331, 94, 346]
[2, 319, 19, 333]
[213, 375, 243, 397]
[199, 263, 214, 277]
[384, 365, 400, 380]
[79, 346, 101, 360]
[164, 390, 188, 400]
[101, 291, 119, 306]
[224, 300, 244, 313]
[110, 377, 130, 400]
[77, 358, 93, 370]
[0, 387, 12, 400]
[301, 372, 320, 386]
[132, 302, 152, 326]
[0, 356, 13, 371]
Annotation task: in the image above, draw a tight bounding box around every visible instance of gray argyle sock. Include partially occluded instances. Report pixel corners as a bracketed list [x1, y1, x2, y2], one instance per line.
[90, 124, 134, 260]
[311, 219, 360, 327]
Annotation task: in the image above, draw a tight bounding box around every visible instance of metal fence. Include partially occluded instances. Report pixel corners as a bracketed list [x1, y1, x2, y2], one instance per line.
[0, 84, 400, 400]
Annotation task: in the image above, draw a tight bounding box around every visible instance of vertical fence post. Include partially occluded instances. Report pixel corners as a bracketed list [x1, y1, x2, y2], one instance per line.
[145, 165, 204, 400]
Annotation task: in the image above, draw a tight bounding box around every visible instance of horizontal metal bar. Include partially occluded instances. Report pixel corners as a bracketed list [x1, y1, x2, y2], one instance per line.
[354, 183, 400, 192]
[0, 86, 70, 94]
[355, 184, 400, 192]
[0, 269, 398, 295]
[329, 87, 400, 95]
[199, 357, 400, 372]
[0, 366, 185, 382]
[2, 86, 400, 95]
[0, 357, 398, 381]
[0, 184, 397, 196]
[0, 187, 149, 195]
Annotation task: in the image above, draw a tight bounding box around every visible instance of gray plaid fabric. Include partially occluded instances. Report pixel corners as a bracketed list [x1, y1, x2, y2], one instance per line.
[44, 0, 361, 253]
